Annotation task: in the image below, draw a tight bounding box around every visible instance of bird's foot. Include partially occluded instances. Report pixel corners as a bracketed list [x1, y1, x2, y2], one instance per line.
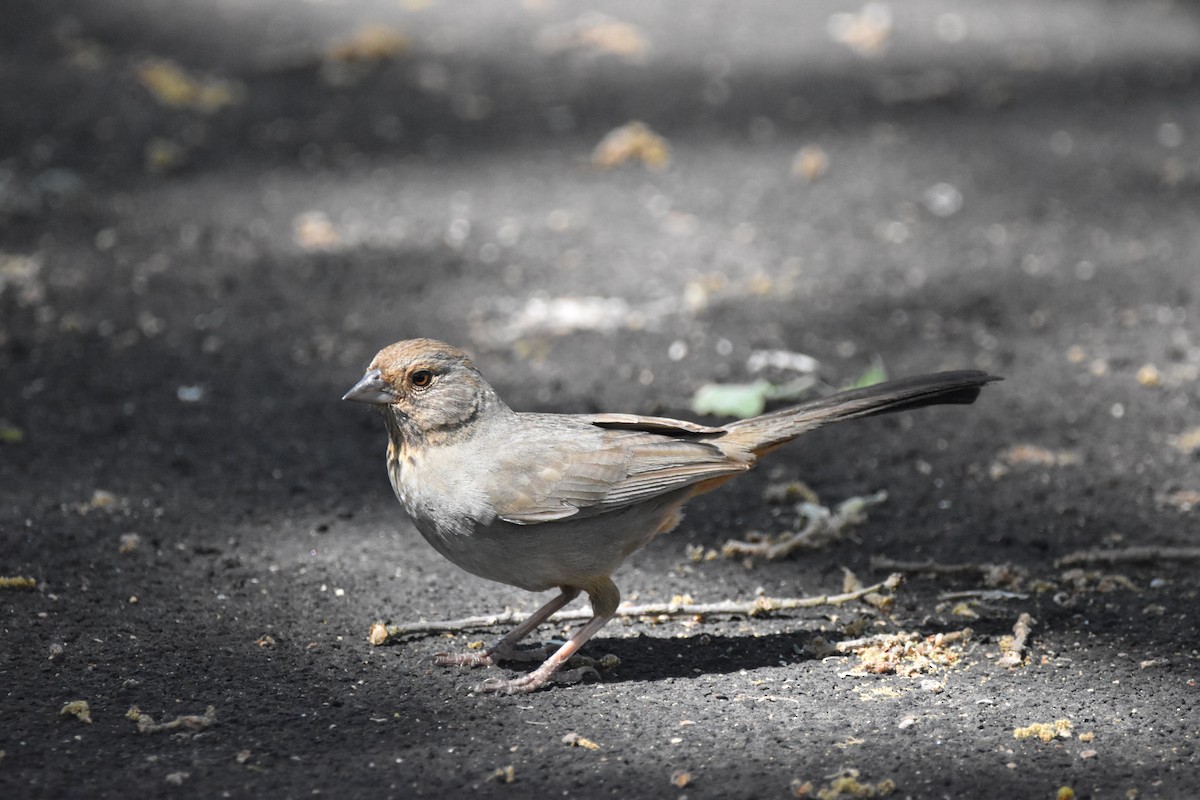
[471, 665, 600, 695]
[435, 642, 556, 669]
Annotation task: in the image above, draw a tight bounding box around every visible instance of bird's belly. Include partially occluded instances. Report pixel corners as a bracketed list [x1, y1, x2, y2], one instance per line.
[389, 453, 689, 592]
[407, 494, 688, 593]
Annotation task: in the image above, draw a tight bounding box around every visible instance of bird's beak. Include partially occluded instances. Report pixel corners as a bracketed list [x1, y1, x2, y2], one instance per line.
[342, 369, 395, 404]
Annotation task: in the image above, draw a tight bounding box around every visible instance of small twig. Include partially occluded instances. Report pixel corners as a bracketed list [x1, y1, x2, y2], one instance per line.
[128, 705, 217, 734]
[870, 556, 1026, 591]
[870, 557, 982, 574]
[379, 574, 905, 642]
[997, 612, 1034, 668]
[870, 557, 1009, 576]
[939, 590, 1029, 601]
[1054, 546, 1200, 568]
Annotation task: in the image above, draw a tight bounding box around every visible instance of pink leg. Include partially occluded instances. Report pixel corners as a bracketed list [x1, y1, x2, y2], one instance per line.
[474, 577, 620, 694]
[434, 587, 581, 668]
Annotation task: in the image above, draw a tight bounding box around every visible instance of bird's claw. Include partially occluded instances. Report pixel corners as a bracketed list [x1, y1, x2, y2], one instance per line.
[469, 665, 600, 695]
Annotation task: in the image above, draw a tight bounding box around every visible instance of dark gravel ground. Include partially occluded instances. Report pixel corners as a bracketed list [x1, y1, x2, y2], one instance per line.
[2, 1, 1198, 798]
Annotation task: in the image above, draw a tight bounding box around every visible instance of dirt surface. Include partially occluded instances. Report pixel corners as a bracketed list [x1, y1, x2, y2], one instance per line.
[2, 1, 1198, 798]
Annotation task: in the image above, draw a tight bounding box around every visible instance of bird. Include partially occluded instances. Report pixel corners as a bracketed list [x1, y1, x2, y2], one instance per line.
[344, 338, 1000, 693]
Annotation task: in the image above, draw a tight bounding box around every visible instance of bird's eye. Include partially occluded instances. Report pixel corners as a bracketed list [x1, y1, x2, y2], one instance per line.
[410, 369, 434, 388]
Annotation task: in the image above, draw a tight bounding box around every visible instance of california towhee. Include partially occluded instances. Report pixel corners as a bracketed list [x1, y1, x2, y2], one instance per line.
[345, 338, 1000, 693]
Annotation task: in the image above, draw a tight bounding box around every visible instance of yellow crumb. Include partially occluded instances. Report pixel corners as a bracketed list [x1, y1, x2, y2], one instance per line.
[60, 700, 93, 724]
[592, 122, 670, 170]
[1014, 719, 1072, 742]
[367, 623, 389, 646]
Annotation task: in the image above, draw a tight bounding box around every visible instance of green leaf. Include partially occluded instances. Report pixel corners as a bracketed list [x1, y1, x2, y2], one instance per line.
[846, 358, 888, 389]
[691, 380, 772, 418]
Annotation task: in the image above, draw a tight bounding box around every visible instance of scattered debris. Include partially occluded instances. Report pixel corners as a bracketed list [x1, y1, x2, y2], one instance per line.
[791, 779, 813, 797]
[990, 444, 1081, 478]
[792, 768, 897, 799]
[592, 121, 670, 170]
[0, 252, 46, 306]
[1136, 364, 1161, 387]
[843, 567, 894, 612]
[670, 769, 692, 788]
[538, 13, 650, 62]
[827, 3, 893, 57]
[326, 25, 410, 62]
[997, 612, 1034, 668]
[747, 350, 821, 376]
[368, 621, 390, 646]
[137, 59, 243, 112]
[1057, 568, 1137, 593]
[1014, 719, 1073, 743]
[0, 576, 37, 590]
[562, 732, 601, 750]
[1170, 426, 1200, 455]
[763, 480, 821, 506]
[165, 772, 190, 786]
[490, 765, 516, 784]
[839, 629, 971, 677]
[118, 533, 141, 554]
[320, 25, 410, 86]
[0, 421, 24, 444]
[144, 137, 187, 174]
[1158, 489, 1200, 512]
[128, 705, 217, 734]
[475, 294, 639, 344]
[792, 146, 830, 182]
[686, 544, 720, 562]
[949, 601, 978, 619]
[722, 491, 887, 561]
[60, 700, 93, 724]
[73, 491, 127, 515]
[293, 211, 344, 251]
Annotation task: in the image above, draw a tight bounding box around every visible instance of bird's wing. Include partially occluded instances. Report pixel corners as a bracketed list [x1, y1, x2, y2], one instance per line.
[489, 416, 752, 525]
[586, 412, 726, 435]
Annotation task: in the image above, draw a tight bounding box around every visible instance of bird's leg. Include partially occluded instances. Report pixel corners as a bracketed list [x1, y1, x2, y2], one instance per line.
[434, 586, 581, 668]
[474, 577, 619, 694]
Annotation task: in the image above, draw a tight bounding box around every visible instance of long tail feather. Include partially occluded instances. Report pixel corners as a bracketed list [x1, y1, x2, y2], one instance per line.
[723, 370, 1001, 453]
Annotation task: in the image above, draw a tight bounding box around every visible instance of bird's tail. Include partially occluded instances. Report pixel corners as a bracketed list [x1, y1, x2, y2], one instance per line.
[722, 370, 1001, 454]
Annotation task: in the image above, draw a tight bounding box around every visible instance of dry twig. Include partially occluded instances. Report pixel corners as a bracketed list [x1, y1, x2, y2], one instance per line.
[1054, 546, 1200, 568]
[997, 612, 1034, 668]
[377, 574, 904, 642]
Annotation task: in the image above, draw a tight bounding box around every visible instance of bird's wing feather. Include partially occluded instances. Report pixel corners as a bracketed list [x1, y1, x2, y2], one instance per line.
[489, 416, 752, 525]
[586, 413, 726, 435]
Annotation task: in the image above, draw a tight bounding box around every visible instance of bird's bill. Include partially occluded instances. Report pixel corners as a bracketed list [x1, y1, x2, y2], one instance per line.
[342, 369, 395, 404]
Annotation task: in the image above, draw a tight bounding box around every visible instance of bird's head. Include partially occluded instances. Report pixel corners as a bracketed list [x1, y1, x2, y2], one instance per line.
[343, 338, 505, 438]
